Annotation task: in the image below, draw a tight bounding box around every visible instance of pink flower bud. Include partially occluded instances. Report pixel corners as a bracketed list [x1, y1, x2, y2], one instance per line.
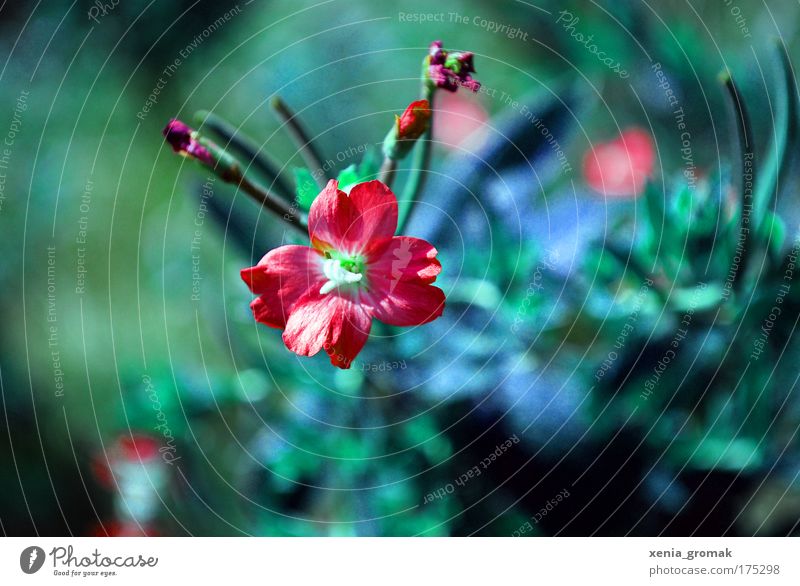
[427, 40, 481, 93]
[163, 119, 214, 166]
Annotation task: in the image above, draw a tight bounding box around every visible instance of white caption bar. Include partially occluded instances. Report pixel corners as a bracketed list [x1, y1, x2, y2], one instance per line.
[1, 537, 798, 584]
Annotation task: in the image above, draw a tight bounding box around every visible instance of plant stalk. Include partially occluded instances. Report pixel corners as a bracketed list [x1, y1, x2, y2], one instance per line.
[271, 96, 326, 189]
[398, 87, 435, 234]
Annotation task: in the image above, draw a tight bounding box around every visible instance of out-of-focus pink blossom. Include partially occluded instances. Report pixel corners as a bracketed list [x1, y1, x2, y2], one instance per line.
[432, 91, 489, 150]
[583, 128, 655, 198]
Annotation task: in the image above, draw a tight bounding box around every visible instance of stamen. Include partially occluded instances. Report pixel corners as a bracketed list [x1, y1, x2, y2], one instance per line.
[320, 258, 362, 295]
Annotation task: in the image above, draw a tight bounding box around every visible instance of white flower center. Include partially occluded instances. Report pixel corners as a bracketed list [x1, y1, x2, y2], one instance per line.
[319, 258, 363, 295]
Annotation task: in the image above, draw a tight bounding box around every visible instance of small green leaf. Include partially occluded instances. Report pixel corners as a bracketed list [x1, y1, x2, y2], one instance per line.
[691, 437, 763, 471]
[668, 283, 723, 313]
[336, 164, 360, 191]
[293, 167, 319, 210]
[644, 181, 666, 252]
[585, 246, 625, 285]
[672, 184, 693, 224]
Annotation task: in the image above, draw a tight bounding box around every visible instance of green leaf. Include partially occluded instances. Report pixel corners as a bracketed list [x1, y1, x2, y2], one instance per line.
[644, 181, 666, 253]
[293, 167, 319, 211]
[759, 209, 786, 261]
[691, 437, 763, 471]
[335, 164, 360, 191]
[586, 246, 625, 285]
[672, 184, 693, 224]
[753, 42, 796, 233]
[668, 283, 723, 313]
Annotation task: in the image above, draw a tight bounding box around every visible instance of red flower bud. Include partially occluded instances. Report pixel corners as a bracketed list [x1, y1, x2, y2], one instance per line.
[163, 119, 214, 166]
[396, 99, 431, 140]
[163, 118, 247, 184]
[427, 40, 481, 93]
[383, 100, 432, 161]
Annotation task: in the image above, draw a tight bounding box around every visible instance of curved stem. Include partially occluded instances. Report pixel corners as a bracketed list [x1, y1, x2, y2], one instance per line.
[378, 157, 397, 189]
[238, 174, 307, 235]
[194, 110, 295, 201]
[271, 97, 326, 189]
[721, 72, 755, 294]
[754, 41, 796, 231]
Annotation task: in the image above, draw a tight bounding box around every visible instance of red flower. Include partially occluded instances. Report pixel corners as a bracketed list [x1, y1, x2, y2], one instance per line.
[583, 128, 655, 198]
[396, 99, 431, 140]
[91, 433, 163, 489]
[117, 434, 162, 462]
[432, 90, 489, 150]
[241, 180, 445, 369]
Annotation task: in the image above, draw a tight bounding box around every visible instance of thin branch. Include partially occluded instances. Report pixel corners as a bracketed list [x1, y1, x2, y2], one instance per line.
[270, 97, 326, 188]
[195, 110, 295, 201]
[237, 174, 307, 235]
[378, 157, 397, 189]
[721, 71, 755, 294]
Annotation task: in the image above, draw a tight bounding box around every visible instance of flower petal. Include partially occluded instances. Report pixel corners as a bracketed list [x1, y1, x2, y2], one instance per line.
[249, 296, 283, 329]
[366, 280, 445, 327]
[368, 236, 442, 286]
[241, 245, 324, 328]
[324, 300, 372, 369]
[308, 180, 399, 255]
[308, 179, 360, 253]
[282, 292, 372, 367]
[348, 180, 398, 245]
[282, 293, 340, 357]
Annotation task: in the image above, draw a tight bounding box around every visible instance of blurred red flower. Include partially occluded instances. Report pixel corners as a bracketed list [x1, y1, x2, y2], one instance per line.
[583, 128, 655, 197]
[89, 521, 158, 537]
[90, 433, 169, 536]
[432, 90, 489, 150]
